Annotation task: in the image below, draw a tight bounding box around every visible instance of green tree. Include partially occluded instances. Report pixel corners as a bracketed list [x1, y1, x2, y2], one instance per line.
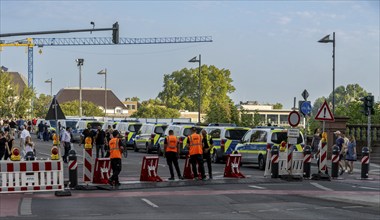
[60, 100, 104, 116]
[273, 103, 283, 109]
[33, 94, 52, 118]
[131, 99, 180, 118]
[0, 72, 34, 118]
[158, 65, 236, 122]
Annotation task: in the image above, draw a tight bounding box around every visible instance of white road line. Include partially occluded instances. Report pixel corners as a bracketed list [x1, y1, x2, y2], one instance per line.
[238, 211, 251, 213]
[342, 206, 363, 209]
[315, 207, 334, 210]
[359, 186, 379, 190]
[257, 208, 280, 212]
[141, 198, 159, 208]
[310, 182, 333, 191]
[286, 208, 308, 211]
[248, 185, 266, 190]
[20, 198, 32, 216]
[158, 164, 166, 168]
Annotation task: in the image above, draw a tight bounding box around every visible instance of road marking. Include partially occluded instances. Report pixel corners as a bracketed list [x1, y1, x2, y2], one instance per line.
[248, 185, 266, 190]
[359, 186, 379, 190]
[141, 198, 159, 208]
[257, 208, 280, 212]
[20, 198, 32, 216]
[286, 208, 307, 211]
[158, 164, 166, 168]
[238, 211, 251, 213]
[342, 206, 363, 209]
[315, 207, 334, 210]
[310, 182, 333, 191]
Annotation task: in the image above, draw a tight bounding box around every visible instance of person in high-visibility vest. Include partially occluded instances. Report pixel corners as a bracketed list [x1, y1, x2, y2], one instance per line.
[201, 129, 213, 179]
[164, 130, 183, 180]
[108, 130, 123, 186]
[187, 127, 206, 180]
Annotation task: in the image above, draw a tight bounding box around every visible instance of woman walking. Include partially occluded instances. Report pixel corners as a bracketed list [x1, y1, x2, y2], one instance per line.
[345, 135, 357, 174]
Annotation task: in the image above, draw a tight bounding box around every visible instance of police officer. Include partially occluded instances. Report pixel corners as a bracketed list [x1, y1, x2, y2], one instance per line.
[164, 130, 183, 180]
[108, 130, 123, 186]
[201, 129, 213, 179]
[187, 127, 206, 180]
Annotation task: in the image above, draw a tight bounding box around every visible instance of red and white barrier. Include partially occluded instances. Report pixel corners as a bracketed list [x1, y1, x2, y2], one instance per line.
[182, 155, 202, 179]
[224, 154, 245, 178]
[361, 155, 369, 164]
[140, 156, 162, 182]
[83, 149, 93, 183]
[93, 158, 111, 184]
[319, 141, 327, 173]
[264, 150, 272, 177]
[0, 160, 64, 193]
[303, 153, 312, 164]
[68, 158, 77, 171]
[287, 145, 293, 174]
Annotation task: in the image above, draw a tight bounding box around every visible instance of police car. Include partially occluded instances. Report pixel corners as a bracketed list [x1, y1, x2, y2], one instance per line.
[204, 124, 250, 163]
[134, 123, 168, 153]
[234, 126, 304, 170]
[115, 121, 142, 149]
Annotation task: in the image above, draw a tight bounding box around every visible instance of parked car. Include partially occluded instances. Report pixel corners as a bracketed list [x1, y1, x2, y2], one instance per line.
[115, 122, 143, 148]
[72, 120, 104, 142]
[134, 123, 168, 153]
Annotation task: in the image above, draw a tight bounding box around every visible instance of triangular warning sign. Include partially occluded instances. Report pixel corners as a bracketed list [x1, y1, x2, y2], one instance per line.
[314, 100, 334, 121]
[45, 96, 66, 120]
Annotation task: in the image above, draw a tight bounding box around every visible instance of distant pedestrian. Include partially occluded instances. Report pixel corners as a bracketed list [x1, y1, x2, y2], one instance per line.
[334, 130, 345, 175]
[345, 135, 357, 174]
[5, 131, 14, 160]
[20, 126, 30, 150]
[38, 121, 44, 140]
[164, 130, 183, 180]
[61, 127, 71, 163]
[95, 126, 106, 158]
[0, 131, 10, 160]
[43, 123, 49, 141]
[108, 130, 123, 186]
[24, 136, 35, 159]
[201, 129, 213, 179]
[187, 127, 206, 180]
[80, 124, 93, 148]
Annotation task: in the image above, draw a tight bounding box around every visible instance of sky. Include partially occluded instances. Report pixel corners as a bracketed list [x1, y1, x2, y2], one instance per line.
[0, 1, 379, 109]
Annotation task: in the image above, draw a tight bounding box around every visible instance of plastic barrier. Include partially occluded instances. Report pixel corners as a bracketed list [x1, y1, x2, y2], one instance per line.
[331, 145, 340, 178]
[291, 152, 304, 177]
[68, 150, 78, 188]
[224, 154, 245, 178]
[271, 146, 279, 178]
[0, 160, 64, 193]
[83, 148, 93, 183]
[182, 155, 202, 179]
[264, 149, 271, 177]
[319, 141, 328, 173]
[303, 146, 311, 178]
[278, 152, 288, 175]
[93, 158, 111, 184]
[140, 156, 162, 182]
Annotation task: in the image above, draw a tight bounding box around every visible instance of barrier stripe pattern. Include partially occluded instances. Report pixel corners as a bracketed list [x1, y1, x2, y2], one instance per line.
[287, 145, 292, 173]
[319, 142, 327, 172]
[83, 149, 93, 182]
[361, 156, 369, 164]
[0, 160, 64, 193]
[68, 160, 77, 170]
[303, 154, 311, 163]
[271, 154, 279, 164]
[332, 154, 339, 163]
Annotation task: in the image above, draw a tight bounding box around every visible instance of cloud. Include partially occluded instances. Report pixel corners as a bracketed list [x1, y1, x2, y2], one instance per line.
[278, 16, 292, 25]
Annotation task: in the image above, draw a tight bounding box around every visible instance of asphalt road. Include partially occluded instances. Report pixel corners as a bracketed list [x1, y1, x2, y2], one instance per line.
[1, 136, 379, 219]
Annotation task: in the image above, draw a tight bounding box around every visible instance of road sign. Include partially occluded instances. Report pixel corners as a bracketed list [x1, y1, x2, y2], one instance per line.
[288, 128, 300, 138]
[300, 101, 312, 116]
[288, 111, 301, 127]
[315, 100, 335, 121]
[302, 89, 309, 100]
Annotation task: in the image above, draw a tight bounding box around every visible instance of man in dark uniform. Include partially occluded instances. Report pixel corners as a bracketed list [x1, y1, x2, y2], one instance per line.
[201, 129, 213, 179]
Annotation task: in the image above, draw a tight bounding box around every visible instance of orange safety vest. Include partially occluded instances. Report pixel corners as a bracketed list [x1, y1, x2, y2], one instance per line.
[188, 133, 203, 155]
[166, 135, 178, 153]
[109, 138, 122, 159]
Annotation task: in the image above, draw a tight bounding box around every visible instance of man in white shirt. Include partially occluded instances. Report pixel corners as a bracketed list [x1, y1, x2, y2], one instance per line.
[20, 126, 31, 150]
[61, 127, 71, 163]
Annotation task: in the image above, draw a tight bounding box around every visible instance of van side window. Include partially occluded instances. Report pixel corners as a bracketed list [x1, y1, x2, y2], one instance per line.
[250, 131, 266, 142]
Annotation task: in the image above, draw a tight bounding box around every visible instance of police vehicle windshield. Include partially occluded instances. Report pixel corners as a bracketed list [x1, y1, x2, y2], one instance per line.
[271, 132, 303, 144]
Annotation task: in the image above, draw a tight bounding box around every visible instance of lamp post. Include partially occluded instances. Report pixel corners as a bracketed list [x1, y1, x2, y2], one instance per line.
[76, 58, 84, 117]
[318, 32, 335, 114]
[189, 55, 201, 123]
[97, 68, 107, 119]
[44, 78, 52, 97]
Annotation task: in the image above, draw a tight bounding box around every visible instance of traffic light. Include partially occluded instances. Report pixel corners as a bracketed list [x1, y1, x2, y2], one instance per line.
[112, 22, 119, 44]
[361, 95, 375, 116]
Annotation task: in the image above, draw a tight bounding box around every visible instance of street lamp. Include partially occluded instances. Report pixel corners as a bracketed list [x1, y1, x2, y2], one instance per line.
[44, 78, 52, 97]
[318, 32, 335, 114]
[189, 54, 201, 123]
[76, 58, 84, 117]
[97, 68, 107, 118]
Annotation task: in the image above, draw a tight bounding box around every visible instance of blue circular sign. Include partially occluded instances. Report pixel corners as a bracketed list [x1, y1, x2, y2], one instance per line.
[301, 101, 312, 115]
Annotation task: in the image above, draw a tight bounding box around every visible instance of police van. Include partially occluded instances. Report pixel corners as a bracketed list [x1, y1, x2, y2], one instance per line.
[134, 123, 168, 153]
[157, 123, 203, 157]
[234, 126, 304, 170]
[115, 121, 143, 149]
[203, 125, 250, 163]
